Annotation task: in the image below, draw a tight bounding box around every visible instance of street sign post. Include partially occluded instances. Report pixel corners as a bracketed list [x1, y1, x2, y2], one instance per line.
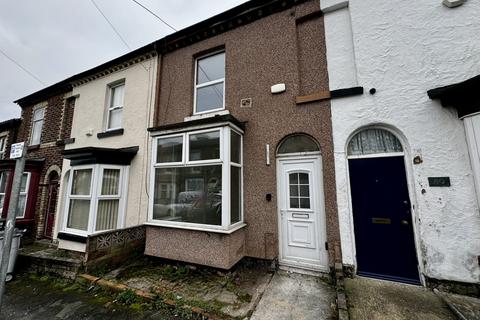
[0, 142, 27, 310]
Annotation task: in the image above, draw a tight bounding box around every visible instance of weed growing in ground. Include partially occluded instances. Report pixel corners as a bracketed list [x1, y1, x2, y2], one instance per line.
[116, 289, 144, 305]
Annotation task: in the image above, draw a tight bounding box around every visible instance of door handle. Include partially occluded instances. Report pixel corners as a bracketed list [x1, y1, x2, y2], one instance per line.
[292, 213, 309, 219]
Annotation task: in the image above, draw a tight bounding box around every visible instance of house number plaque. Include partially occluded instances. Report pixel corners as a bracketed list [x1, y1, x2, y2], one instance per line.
[428, 177, 451, 187]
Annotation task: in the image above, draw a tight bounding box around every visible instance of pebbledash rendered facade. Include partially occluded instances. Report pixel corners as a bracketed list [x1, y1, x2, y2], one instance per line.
[11, 0, 479, 290]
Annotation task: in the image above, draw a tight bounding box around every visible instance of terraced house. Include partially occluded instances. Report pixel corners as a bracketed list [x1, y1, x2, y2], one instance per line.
[1, 83, 73, 239]
[10, 0, 478, 294]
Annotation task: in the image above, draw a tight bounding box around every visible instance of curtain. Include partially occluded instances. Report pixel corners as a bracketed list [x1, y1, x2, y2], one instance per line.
[101, 169, 119, 195]
[348, 129, 403, 156]
[96, 169, 120, 231]
[96, 200, 119, 231]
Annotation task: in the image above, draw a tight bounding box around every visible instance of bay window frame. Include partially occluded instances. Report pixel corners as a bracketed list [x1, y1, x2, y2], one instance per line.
[63, 164, 128, 236]
[149, 124, 244, 232]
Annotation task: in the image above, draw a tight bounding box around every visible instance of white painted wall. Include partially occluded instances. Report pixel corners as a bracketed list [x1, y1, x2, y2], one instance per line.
[324, 0, 480, 283]
[54, 56, 157, 250]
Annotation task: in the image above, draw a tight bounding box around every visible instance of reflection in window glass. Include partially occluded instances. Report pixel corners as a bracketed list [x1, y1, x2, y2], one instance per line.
[189, 131, 220, 161]
[230, 166, 241, 224]
[153, 166, 222, 226]
[278, 135, 319, 154]
[157, 136, 183, 163]
[231, 131, 241, 164]
[195, 52, 225, 113]
[289, 172, 310, 209]
[71, 169, 92, 195]
[197, 53, 225, 85]
[196, 83, 224, 113]
[67, 199, 90, 231]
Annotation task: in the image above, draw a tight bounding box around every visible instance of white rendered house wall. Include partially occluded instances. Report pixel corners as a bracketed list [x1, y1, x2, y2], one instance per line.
[323, 0, 480, 283]
[54, 56, 157, 252]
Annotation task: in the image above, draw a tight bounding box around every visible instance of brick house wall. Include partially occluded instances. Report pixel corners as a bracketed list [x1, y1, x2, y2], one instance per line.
[16, 91, 74, 238]
[0, 119, 21, 160]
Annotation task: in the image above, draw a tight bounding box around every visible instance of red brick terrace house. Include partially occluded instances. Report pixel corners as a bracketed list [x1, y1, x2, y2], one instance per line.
[145, 0, 342, 272]
[0, 118, 21, 222]
[0, 83, 75, 238]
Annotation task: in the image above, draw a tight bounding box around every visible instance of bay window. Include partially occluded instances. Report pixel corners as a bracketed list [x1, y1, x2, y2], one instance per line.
[64, 165, 127, 235]
[150, 125, 243, 231]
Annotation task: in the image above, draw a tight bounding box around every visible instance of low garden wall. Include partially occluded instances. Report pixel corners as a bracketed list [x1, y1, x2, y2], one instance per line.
[85, 225, 146, 273]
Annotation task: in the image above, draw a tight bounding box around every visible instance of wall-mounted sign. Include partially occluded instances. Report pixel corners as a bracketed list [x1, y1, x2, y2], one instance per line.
[9, 142, 25, 159]
[428, 177, 451, 187]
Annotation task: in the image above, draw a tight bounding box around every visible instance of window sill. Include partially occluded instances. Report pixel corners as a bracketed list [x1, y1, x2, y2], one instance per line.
[185, 110, 230, 122]
[97, 128, 124, 139]
[56, 138, 75, 146]
[27, 144, 40, 151]
[144, 222, 247, 234]
[57, 232, 87, 243]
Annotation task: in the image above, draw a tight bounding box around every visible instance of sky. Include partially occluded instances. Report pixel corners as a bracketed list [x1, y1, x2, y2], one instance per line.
[0, 0, 248, 121]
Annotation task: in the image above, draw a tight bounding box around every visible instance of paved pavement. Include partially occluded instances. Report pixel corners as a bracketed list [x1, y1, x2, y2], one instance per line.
[250, 270, 336, 320]
[435, 290, 480, 320]
[0, 275, 185, 320]
[345, 277, 457, 320]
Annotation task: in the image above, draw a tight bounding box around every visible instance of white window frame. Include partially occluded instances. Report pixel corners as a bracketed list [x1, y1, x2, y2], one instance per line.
[193, 51, 226, 115]
[63, 164, 128, 236]
[0, 171, 30, 218]
[16, 172, 31, 219]
[149, 124, 244, 232]
[0, 170, 9, 215]
[106, 81, 125, 131]
[0, 134, 6, 159]
[30, 106, 45, 145]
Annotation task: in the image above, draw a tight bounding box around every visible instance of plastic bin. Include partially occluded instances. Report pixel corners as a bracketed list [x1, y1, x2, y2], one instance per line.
[0, 228, 25, 282]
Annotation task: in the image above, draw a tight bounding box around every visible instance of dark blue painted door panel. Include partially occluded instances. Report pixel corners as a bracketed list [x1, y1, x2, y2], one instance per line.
[349, 156, 420, 284]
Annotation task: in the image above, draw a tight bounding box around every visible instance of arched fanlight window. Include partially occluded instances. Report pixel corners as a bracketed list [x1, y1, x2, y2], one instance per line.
[348, 128, 403, 156]
[277, 134, 320, 154]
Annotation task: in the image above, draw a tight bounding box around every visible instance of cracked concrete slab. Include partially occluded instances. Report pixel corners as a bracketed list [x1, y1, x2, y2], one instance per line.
[250, 270, 336, 320]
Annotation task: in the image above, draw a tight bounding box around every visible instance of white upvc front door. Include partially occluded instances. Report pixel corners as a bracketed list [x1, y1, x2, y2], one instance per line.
[277, 156, 328, 271]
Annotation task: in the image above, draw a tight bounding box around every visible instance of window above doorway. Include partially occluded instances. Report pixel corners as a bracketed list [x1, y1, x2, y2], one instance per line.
[348, 128, 403, 157]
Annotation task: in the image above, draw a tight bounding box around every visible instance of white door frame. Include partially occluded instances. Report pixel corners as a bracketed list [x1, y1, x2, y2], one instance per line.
[276, 153, 329, 272]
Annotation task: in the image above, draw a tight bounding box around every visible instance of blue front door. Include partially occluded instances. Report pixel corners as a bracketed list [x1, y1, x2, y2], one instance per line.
[349, 156, 420, 284]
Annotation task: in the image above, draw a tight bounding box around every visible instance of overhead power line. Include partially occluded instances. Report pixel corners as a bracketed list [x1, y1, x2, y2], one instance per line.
[131, 0, 177, 31]
[0, 47, 46, 86]
[129, 0, 222, 102]
[90, 0, 132, 50]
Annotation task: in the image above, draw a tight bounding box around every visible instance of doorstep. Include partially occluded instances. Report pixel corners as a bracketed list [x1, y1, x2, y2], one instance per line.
[18, 244, 84, 280]
[250, 270, 337, 320]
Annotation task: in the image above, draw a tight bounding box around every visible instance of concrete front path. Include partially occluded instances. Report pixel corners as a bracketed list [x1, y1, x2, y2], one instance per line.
[250, 270, 336, 320]
[345, 277, 457, 320]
